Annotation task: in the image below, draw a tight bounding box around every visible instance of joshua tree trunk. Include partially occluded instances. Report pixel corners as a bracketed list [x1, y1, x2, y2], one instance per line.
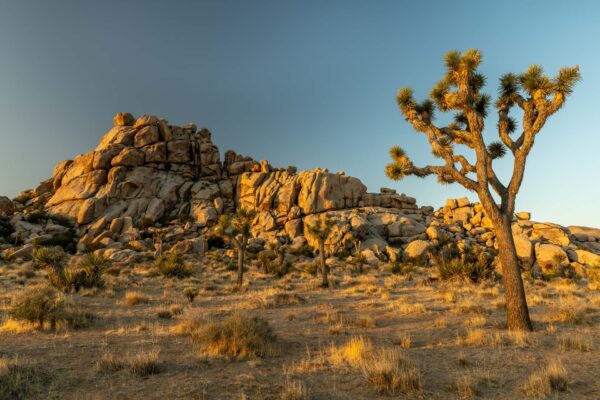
[319, 239, 328, 288]
[237, 241, 245, 288]
[493, 217, 532, 330]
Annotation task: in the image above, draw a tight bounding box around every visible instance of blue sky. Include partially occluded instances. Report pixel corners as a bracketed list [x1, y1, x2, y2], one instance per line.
[0, 1, 598, 227]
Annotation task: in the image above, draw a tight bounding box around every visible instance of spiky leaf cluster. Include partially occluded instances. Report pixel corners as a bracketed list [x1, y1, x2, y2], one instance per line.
[385, 146, 412, 180]
[306, 216, 335, 241]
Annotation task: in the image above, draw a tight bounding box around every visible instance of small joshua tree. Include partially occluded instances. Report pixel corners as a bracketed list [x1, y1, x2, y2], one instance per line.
[216, 208, 257, 288]
[307, 216, 335, 288]
[267, 234, 291, 275]
[386, 49, 580, 331]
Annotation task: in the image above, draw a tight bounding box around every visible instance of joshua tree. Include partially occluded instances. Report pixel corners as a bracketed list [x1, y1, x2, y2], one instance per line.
[267, 234, 291, 274]
[307, 216, 335, 288]
[216, 208, 257, 288]
[386, 49, 579, 331]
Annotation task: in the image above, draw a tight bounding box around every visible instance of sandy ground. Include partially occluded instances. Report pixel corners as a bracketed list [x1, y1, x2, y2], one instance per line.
[1, 255, 599, 400]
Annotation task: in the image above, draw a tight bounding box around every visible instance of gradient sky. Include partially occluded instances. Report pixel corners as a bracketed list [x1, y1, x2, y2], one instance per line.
[0, 1, 598, 227]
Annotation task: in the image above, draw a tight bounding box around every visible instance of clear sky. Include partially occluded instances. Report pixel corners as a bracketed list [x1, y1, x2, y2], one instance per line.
[0, 1, 598, 227]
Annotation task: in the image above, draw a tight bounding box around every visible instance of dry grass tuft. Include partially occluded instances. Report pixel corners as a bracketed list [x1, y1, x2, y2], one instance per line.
[522, 358, 568, 398]
[456, 329, 503, 347]
[359, 348, 423, 394]
[329, 336, 373, 367]
[278, 379, 308, 400]
[123, 291, 150, 305]
[0, 357, 53, 400]
[450, 373, 476, 400]
[96, 349, 161, 377]
[558, 333, 593, 352]
[396, 332, 412, 349]
[0, 319, 37, 334]
[191, 313, 278, 358]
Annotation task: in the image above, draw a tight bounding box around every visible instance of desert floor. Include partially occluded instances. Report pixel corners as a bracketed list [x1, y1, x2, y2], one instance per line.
[1, 255, 599, 400]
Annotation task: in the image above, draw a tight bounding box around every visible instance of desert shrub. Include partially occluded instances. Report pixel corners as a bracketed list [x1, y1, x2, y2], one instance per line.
[257, 251, 273, 273]
[8, 286, 65, 329]
[272, 260, 293, 278]
[304, 261, 318, 276]
[183, 287, 199, 303]
[0, 357, 53, 400]
[191, 313, 277, 358]
[7, 286, 93, 330]
[155, 252, 191, 278]
[206, 234, 225, 249]
[432, 243, 494, 282]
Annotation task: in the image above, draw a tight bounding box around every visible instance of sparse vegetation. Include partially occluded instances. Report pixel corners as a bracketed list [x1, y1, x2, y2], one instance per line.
[155, 252, 191, 278]
[183, 286, 200, 303]
[522, 358, 568, 397]
[191, 313, 278, 358]
[0, 357, 53, 400]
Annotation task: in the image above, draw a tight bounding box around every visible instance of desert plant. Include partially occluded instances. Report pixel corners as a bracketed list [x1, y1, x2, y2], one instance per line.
[123, 291, 150, 306]
[257, 251, 274, 274]
[215, 208, 257, 287]
[155, 252, 191, 278]
[191, 313, 277, 358]
[0, 357, 53, 400]
[522, 358, 568, 397]
[432, 242, 494, 283]
[183, 287, 199, 303]
[306, 215, 336, 288]
[267, 234, 291, 275]
[386, 49, 580, 330]
[359, 348, 423, 394]
[8, 286, 65, 329]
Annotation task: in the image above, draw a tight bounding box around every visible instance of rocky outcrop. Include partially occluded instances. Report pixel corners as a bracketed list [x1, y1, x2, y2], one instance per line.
[1, 112, 599, 277]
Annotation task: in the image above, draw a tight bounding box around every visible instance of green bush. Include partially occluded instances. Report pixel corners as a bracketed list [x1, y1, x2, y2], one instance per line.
[431, 243, 495, 283]
[155, 252, 191, 278]
[8, 286, 65, 329]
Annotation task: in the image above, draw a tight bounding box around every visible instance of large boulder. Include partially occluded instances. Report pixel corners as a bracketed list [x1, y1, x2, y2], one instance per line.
[404, 239, 431, 259]
[535, 243, 569, 270]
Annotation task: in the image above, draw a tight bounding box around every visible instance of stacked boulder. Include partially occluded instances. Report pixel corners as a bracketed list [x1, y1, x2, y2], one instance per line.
[0, 112, 599, 276]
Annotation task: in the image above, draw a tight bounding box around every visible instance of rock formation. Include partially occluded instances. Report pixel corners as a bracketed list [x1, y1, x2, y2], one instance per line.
[1, 112, 599, 277]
